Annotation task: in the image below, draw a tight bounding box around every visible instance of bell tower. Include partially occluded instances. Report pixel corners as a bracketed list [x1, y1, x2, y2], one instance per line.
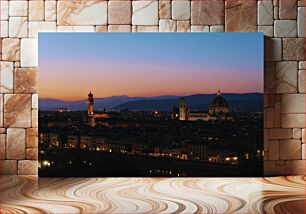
[87, 91, 94, 115]
[179, 98, 187, 121]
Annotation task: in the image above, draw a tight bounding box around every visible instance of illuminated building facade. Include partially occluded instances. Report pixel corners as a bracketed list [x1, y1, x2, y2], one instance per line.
[179, 98, 187, 120]
[178, 90, 233, 121]
[87, 91, 109, 122]
[87, 91, 94, 115]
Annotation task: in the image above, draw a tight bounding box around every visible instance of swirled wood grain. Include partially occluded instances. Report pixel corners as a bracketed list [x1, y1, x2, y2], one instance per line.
[0, 176, 305, 214]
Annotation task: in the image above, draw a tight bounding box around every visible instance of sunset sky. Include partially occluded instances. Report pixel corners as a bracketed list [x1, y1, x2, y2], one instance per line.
[39, 33, 263, 101]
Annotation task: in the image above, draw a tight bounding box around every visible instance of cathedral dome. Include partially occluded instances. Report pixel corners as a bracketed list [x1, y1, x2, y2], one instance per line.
[209, 94, 229, 109]
[208, 90, 230, 114]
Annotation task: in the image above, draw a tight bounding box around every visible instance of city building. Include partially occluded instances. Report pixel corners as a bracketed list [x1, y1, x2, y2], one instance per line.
[87, 91, 94, 115]
[178, 90, 233, 121]
[87, 91, 109, 121]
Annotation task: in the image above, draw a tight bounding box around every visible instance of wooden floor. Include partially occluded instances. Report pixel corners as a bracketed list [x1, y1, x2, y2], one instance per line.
[0, 176, 305, 214]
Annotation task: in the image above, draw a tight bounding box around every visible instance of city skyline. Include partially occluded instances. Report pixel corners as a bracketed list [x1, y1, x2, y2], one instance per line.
[39, 33, 264, 101]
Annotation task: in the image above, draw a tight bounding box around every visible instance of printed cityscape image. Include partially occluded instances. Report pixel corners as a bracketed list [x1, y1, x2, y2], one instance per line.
[38, 33, 264, 177]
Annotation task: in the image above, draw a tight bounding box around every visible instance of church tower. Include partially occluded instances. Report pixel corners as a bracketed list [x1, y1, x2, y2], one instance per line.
[179, 98, 187, 121]
[87, 91, 94, 115]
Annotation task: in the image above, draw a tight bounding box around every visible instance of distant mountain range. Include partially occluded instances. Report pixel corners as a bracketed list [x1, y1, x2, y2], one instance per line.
[39, 93, 263, 112]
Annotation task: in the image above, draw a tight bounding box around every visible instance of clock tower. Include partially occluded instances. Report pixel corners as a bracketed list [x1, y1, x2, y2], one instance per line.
[87, 91, 94, 115]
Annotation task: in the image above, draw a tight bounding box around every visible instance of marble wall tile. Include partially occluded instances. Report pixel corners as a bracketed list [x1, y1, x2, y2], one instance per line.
[264, 62, 276, 93]
[108, 25, 131, 32]
[0, 21, 8, 38]
[273, 95, 282, 128]
[268, 140, 279, 160]
[20, 39, 38, 67]
[0, 134, 5, 159]
[2, 38, 20, 61]
[276, 61, 298, 93]
[0, 1, 9, 21]
[264, 129, 269, 151]
[177, 21, 190, 32]
[225, 0, 257, 32]
[191, 0, 224, 25]
[258, 26, 273, 37]
[29, 21, 57, 38]
[159, 19, 177, 32]
[0, 94, 3, 127]
[269, 93, 277, 107]
[274, 6, 279, 20]
[45, 1, 57, 21]
[131, 25, 136, 32]
[258, 0, 274, 25]
[264, 38, 282, 61]
[29, 1, 45, 21]
[298, 0, 305, 6]
[282, 94, 305, 114]
[264, 160, 276, 175]
[6, 128, 26, 159]
[95, 26, 108, 32]
[279, 139, 302, 160]
[108, 1, 131, 25]
[293, 128, 302, 139]
[266, 94, 273, 108]
[297, 7, 305, 37]
[275, 163, 286, 175]
[136, 26, 159, 32]
[299, 61, 306, 69]
[298, 70, 305, 93]
[14, 61, 20, 68]
[276, 161, 287, 171]
[32, 94, 38, 110]
[274, 20, 297, 37]
[0, 61, 14, 93]
[266, 108, 274, 128]
[0, 160, 17, 175]
[303, 129, 306, 143]
[26, 148, 38, 160]
[279, 0, 297, 19]
[159, 1, 171, 19]
[14, 68, 38, 94]
[18, 160, 37, 175]
[57, 0, 107, 26]
[191, 25, 209, 32]
[211, 25, 225, 32]
[172, 1, 190, 21]
[9, 17, 28, 38]
[273, 0, 279, 7]
[283, 38, 305, 61]
[32, 110, 38, 128]
[282, 114, 305, 128]
[26, 128, 38, 148]
[0, 38, 3, 53]
[269, 128, 292, 139]
[4, 94, 32, 128]
[57, 26, 95, 32]
[132, 1, 158, 25]
[9, 1, 28, 17]
[285, 160, 305, 175]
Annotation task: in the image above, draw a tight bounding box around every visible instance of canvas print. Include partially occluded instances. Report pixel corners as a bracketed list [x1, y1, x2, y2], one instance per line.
[39, 33, 264, 177]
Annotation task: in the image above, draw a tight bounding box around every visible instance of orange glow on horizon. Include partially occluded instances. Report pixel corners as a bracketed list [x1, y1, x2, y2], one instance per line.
[40, 89, 262, 101]
[39, 67, 262, 100]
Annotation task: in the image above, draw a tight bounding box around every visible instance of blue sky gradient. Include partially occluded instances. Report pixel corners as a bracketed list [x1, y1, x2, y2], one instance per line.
[39, 33, 264, 100]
